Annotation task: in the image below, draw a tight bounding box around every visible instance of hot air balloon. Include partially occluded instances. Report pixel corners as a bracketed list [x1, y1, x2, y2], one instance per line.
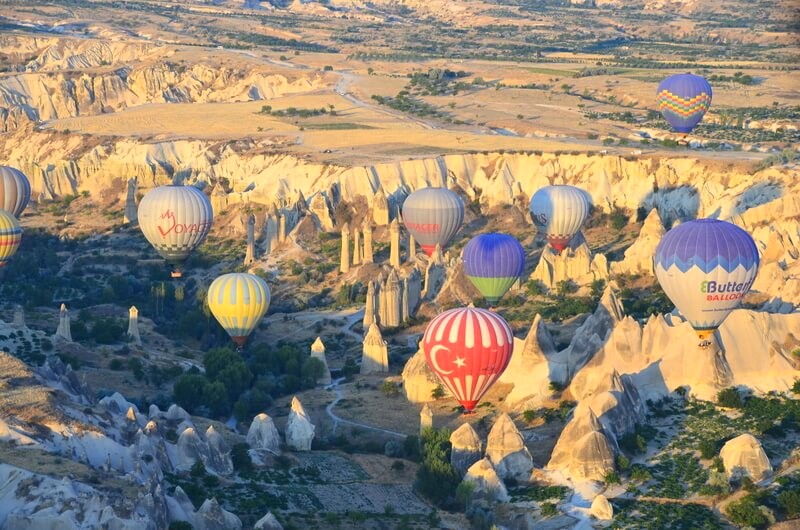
[422, 306, 514, 413]
[402, 187, 464, 256]
[207, 272, 271, 348]
[462, 233, 526, 304]
[656, 73, 712, 135]
[528, 185, 590, 254]
[0, 166, 31, 218]
[138, 185, 213, 278]
[654, 219, 759, 346]
[0, 209, 22, 267]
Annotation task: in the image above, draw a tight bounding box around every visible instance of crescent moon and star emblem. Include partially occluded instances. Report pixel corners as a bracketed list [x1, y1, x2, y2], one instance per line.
[429, 344, 467, 375]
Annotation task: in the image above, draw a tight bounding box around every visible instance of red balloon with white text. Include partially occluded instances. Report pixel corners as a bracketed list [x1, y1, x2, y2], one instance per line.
[422, 306, 514, 412]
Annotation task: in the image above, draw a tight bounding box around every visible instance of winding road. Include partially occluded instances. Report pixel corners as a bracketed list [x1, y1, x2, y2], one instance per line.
[325, 377, 406, 438]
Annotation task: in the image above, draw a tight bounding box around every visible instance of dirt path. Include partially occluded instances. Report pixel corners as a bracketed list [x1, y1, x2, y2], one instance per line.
[325, 377, 406, 438]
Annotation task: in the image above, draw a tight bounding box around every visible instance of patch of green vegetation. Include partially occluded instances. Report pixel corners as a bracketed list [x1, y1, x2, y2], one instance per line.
[301, 122, 376, 130]
[510, 483, 569, 502]
[610, 499, 724, 530]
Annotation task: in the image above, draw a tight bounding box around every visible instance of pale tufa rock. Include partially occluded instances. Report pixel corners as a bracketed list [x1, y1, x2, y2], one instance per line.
[462, 458, 509, 502]
[610, 208, 664, 275]
[285, 396, 315, 451]
[485, 413, 533, 482]
[590, 494, 613, 520]
[450, 423, 483, 477]
[720, 434, 772, 482]
[247, 413, 281, 454]
[254, 511, 284, 529]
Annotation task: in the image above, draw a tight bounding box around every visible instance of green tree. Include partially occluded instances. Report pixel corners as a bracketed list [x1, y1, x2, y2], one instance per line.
[778, 489, 800, 518]
[725, 496, 770, 528]
[301, 357, 326, 387]
[173, 374, 209, 413]
[415, 428, 460, 507]
[203, 381, 231, 417]
[717, 387, 744, 408]
[231, 442, 253, 474]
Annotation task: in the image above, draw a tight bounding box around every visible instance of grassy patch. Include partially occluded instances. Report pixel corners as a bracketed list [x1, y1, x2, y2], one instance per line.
[301, 122, 376, 130]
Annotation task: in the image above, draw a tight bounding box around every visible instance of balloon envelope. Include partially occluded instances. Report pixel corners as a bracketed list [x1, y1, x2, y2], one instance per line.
[0, 209, 22, 266]
[656, 73, 712, 134]
[207, 273, 271, 347]
[528, 185, 590, 253]
[422, 306, 514, 412]
[138, 185, 213, 276]
[462, 233, 526, 303]
[402, 187, 464, 256]
[0, 166, 31, 218]
[654, 219, 759, 342]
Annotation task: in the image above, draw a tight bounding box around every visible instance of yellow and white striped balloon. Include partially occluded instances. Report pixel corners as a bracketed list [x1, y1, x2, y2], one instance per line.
[0, 209, 22, 266]
[207, 273, 271, 347]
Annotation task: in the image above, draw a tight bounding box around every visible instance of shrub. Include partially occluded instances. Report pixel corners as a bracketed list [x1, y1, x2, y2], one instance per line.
[431, 385, 445, 399]
[231, 442, 253, 473]
[725, 496, 770, 528]
[414, 428, 459, 507]
[717, 387, 744, 409]
[699, 438, 720, 459]
[541, 502, 558, 517]
[380, 380, 401, 397]
[777, 489, 800, 517]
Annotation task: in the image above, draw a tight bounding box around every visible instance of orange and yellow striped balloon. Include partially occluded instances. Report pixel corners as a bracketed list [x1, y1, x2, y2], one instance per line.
[0, 209, 22, 266]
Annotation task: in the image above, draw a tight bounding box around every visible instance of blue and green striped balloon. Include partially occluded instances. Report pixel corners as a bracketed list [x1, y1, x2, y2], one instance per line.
[462, 233, 526, 303]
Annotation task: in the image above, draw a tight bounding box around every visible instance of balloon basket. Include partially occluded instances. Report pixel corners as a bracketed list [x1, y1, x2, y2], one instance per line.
[171, 271, 183, 279]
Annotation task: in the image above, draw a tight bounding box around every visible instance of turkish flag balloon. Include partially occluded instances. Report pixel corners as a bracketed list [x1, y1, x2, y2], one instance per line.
[422, 306, 514, 412]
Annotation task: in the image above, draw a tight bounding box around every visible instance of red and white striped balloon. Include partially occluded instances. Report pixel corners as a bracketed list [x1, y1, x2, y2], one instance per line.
[422, 306, 514, 412]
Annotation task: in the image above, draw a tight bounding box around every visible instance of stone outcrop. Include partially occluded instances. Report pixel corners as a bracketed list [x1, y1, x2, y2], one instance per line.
[610, 208, 664, 275]
[485, 414, 533, 482]
[254, 512, 284, 530]
[498, 314, 559, 409]
[123, 178, 137, 225]
[339, 222, 350, 274]
[309, 337, 332, 385]
[591, 494, 613, 520]
[419, 403, 433, 434]
[407, 234, 416, 263]
[450, 423, 482, 477]
[401, 347, 442, 404]
[378, 268, 402, 327]
[363, 280, 376, 327]
[205, 426, 234, 476]
[244, 213, 256, 266]
[196, 498, 243, 530]
[389, 218, 401, 269]
[309, 192, 334, 231]
[55, 303, 72, 342]
[530, 234, 608, 290]
[463, 458, 509, 502]
[361, 322, 389, 373]
[547, 404, 615, 482]
[362, 219, 374, 263]
[127, 306, 141, 345]
[285, 397, 315, 451]
[247, 413, 281, 454]
[352, 228, 362, 265]
[372, 188, 390, 226]
[720, 434, 772, 481]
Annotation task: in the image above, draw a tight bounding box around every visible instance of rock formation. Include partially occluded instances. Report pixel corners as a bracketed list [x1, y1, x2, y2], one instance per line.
[372, 188, 390, 226]
[247, 413, 281, 454]
[530, 234, 608, 290]
[463, 458, 510, 502]
[379, 268, 402, 327]
[389, 218, 401, 269]
[127, 306, 141, 345]
[362, 219, 374, 263]
[352, 227, 361, 265]
[450, 423, 482, 477]
[55, 303, 72, 341]
[405, 268, 422, 317]
[205, 426, 234, 476]
[419, 403, 433, 434]
[285, 397, 315, 451]
[309, 192, 334, 231]
[361, 322, 389, 373]
[175, 427, 211, 471]
[547, 404, 615, 482]
[422, 256, 446, 300]
[720, 434, 772, 481]
[401, 347, 442, 404]
[610, 208, 664, 275]
[498, 314, 559, 409]
[363, 280, 376, 327]
[254, 512, 284, 530]
[591, 494, 613, 520]
[278, 213, 286, 243]
[196, 498, 243, 530]
[485, 414, 533, 482]
[123, 178, 137, 225]
[244, 213, 256, 266]
[340, 222, 350, 274]
[309, 337, 332, 385]
[12, 305, 24, 327]
[408, 234, 416, 263]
